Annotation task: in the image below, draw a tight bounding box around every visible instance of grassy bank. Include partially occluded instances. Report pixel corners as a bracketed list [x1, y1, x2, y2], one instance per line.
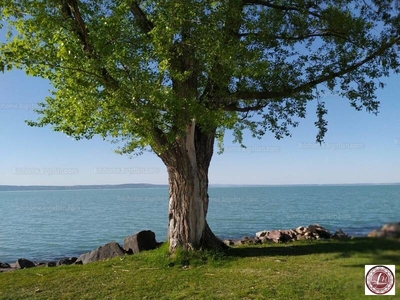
[0, 238, 399, 299]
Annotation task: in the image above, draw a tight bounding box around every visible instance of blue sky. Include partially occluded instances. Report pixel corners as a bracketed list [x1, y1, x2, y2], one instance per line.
[0, 68, 399, 186]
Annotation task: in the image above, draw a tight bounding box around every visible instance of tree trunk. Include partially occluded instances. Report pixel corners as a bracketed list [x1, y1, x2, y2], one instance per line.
[159, 120, 226, 252]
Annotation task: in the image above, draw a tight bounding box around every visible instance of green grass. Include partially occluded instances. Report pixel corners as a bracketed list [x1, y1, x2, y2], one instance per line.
[1, 238, 399, 299]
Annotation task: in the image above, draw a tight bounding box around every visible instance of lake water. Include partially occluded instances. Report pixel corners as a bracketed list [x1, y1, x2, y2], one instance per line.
[1, 185, 399, 263]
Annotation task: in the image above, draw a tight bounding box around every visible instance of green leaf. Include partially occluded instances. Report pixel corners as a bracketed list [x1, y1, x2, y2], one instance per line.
[0, 0, 398, 151]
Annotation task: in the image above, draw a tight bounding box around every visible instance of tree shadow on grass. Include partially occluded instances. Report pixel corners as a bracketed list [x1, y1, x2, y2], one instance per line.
[227, 238, 400, 261]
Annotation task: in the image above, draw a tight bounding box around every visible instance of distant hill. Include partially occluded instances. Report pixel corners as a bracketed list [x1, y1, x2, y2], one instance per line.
[0, 183, 167, 192]
[1, 182, 398, 192]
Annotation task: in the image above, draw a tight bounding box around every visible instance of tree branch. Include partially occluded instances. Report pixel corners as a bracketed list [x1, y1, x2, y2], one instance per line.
[242, 0, 322, 18]
[129, 1, 154, 34]
[237, 30, 351, 43]
[59, 0, 119, 88]
[152, 126, 168, 149]
[200, 1, 243, 104]
[61, 0, 93, 54]
[227, 36, 400, 111]
[224, 101, 266, 112]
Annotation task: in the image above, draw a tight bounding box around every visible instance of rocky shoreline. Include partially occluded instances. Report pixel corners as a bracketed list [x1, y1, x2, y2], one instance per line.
[223, 224, 349, 246]
[0, 230, 159, 273]
[1, 222, 399, 273]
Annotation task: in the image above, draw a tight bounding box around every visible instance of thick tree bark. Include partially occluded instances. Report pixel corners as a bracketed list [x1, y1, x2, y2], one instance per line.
[159, 120, 226, 252]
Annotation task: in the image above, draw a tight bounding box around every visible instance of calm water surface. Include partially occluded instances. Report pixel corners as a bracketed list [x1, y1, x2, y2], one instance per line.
[0, 185, 399, 263]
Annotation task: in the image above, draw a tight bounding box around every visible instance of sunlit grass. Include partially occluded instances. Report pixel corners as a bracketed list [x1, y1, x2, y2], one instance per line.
[0, 238, 399, 299]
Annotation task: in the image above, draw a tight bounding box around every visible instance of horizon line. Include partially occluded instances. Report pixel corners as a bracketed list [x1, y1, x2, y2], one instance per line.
[0, 182, 399, 189]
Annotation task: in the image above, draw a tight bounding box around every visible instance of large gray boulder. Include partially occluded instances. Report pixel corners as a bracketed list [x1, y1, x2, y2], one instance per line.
[15, 258, 36, 269]
[123, 230, 157, 254]
[76, 242, 125, 264]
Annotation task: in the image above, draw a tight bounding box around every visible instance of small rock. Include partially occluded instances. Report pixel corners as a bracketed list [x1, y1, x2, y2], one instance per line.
[223, 239, 234, 246]
[367, 230, 384, 238]
[76, 242, 125, 264]
[233, 239, 245, 246]
[15, 259, 35, 269]
[333, 229, 350, 240]
[260, 236, 273, 243]
[295, 226, 305, 234]
[281, 229, 297, 241]
[123, 230, 158, 254]
[368, 222, 400, 238]
[57, 257, 77, 266]
[307, 225, 317, 233]
[46, 261, 57, 267]
[246, 237, 261, 244]
[314, 226, 332, 239]
[256, 231, 268, 238]
[241, 236, 259, 244]
[296, 234, 306, 240]
[266, 230, 282, 243]
[35, 262, 46, 267]
[383, 222, 400, 232]
[0, 263, 10, 268]
[69, 257, 78, 263]
[57, 258, 72, 266]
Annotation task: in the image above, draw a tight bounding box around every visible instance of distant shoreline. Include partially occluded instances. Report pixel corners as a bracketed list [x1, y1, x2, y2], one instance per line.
[1, 182, 399, 192]
[0, 183, 168, 192]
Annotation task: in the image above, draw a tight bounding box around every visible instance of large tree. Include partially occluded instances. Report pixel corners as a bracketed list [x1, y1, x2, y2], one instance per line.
[1, 0, 399, 252]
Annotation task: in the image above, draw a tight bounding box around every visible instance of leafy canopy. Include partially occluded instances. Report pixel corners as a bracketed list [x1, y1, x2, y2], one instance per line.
[1, 0, 399, 154]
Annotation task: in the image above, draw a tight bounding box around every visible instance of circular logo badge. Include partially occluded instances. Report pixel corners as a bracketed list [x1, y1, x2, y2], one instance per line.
[366, 266, 395, 295]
